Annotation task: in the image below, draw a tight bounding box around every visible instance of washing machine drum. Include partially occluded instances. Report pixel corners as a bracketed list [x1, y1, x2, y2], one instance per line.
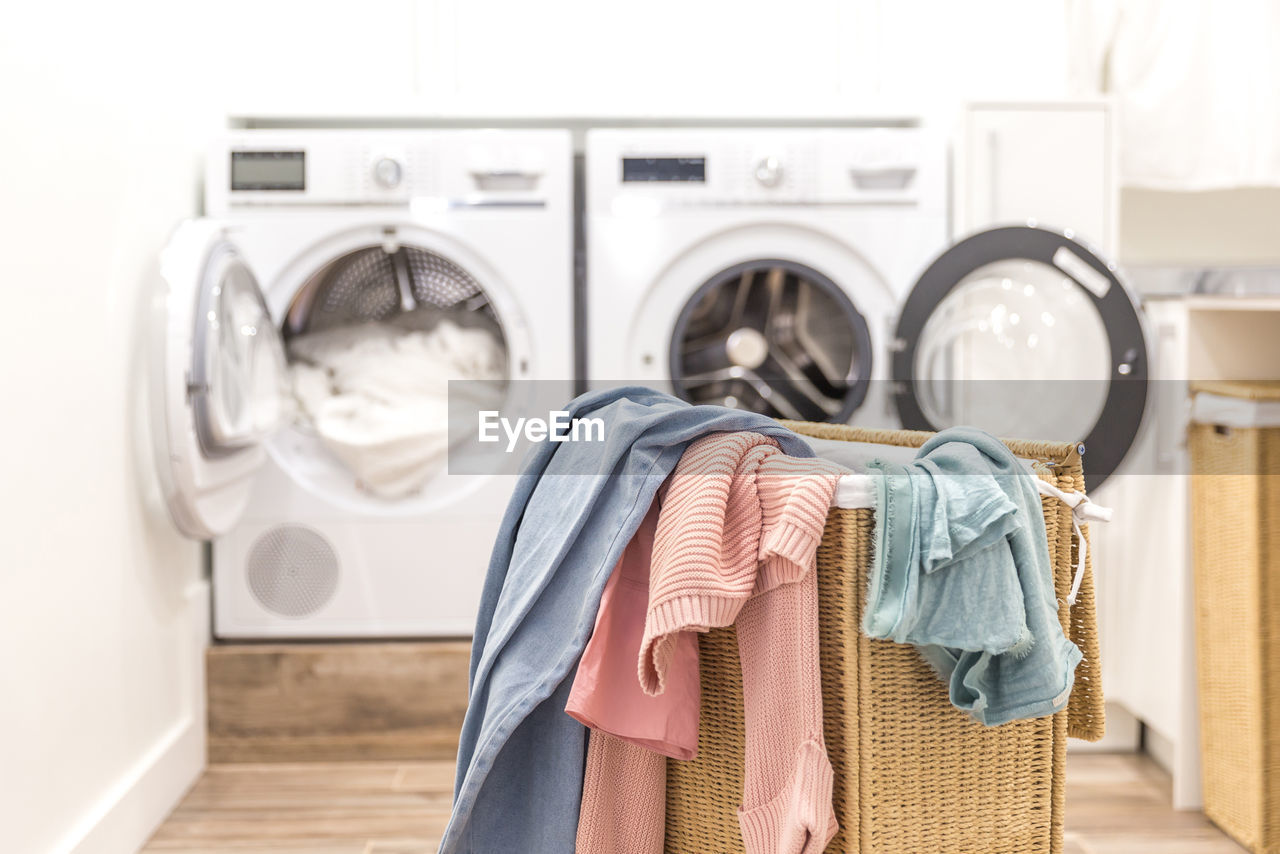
[285, 244, 499, 336]
[669, 259, 873, 422]
[281, 244, 509, 500]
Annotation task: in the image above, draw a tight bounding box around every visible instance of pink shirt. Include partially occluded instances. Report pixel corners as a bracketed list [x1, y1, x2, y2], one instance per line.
[565, 499, 701, 760]
[575, 433, 843, 854]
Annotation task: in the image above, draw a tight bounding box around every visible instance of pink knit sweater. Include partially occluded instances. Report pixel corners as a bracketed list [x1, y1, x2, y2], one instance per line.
[575, 432, 843, 854]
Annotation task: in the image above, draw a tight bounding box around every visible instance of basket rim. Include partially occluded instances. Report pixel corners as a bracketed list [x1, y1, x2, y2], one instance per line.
[778, 420, 1083, 471]
[1189, 379, 1280, 402]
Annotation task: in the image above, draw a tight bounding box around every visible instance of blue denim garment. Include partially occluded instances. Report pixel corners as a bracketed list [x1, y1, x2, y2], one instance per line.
[862, 427, 1082, 726]
[438, 387, 813, 854]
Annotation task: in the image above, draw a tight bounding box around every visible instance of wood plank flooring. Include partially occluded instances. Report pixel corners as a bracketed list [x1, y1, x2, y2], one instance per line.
[206, 643, 470, 763]
[1063, 754, 1246, 854]
[142, 760, 454, 854]
[143, 753, 1245, 853]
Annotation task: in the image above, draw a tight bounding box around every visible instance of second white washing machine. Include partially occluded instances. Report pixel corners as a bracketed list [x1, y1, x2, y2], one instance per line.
[586, 127, 1149, 490]
[153, 128, 573, 638]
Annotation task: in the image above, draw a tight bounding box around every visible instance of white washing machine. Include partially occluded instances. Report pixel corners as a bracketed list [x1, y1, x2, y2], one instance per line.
[586, 127, 1149, 491]
[152, 129, 573, 638]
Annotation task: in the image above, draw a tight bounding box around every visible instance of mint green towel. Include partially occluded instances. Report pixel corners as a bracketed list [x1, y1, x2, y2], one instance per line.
[864, 427, 1082, 726]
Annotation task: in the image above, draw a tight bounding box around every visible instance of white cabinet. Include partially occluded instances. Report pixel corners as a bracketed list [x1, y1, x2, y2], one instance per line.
[957, 102, 1116, 253]
[1097, 295, 1280, 809]
[1091, 297, 1197, 802]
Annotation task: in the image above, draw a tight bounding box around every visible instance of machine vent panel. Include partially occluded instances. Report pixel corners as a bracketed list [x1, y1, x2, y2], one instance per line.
[245, 525, 340, 618]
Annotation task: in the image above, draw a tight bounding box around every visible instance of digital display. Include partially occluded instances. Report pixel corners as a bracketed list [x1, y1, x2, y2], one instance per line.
[622, 157, 706, 183]
[231, 151, 305, 191]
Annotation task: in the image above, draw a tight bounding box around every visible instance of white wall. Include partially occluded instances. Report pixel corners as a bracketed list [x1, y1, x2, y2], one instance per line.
[229, 0, 1069, 119]
[0, 6, 209, 852]
[1120, 188, 1280, 266]
[420, 0, 1069, 116]
[0, 3, 419, 852]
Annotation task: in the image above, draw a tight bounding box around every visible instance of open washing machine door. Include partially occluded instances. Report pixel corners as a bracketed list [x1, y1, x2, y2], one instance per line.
[891, 225, 1148, 491]
[153, 219, 288, 539]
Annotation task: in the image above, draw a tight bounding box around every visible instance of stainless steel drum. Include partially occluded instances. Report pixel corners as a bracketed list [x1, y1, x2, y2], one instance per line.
[283, 243, 502, 339]
[669, 259, 872, 422]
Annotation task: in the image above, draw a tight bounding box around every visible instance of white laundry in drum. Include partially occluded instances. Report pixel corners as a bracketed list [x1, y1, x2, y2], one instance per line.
[288, 319, 506, 497]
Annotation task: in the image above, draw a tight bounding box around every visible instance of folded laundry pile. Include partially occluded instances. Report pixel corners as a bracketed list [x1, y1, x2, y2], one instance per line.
[438, 388, 1098, 854]
[288, 319, 505, 497]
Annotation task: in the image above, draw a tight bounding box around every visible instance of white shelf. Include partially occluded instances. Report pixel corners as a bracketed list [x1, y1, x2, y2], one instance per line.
[1183, 295, 1280, 313]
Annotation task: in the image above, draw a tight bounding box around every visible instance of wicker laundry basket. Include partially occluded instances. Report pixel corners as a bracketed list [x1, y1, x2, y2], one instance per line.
[1189, 380, 1280, 854]
[663, 422, 1105, 854]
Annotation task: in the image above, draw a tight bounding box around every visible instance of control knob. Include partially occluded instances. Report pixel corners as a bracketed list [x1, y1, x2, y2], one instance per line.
[373, 157, 403, 189]
[754, 155, 783, 188]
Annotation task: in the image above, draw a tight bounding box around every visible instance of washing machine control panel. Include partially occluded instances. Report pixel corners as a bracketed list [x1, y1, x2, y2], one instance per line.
[622, 156, 707, 183]
[206, 130, 562, 213]
[587, 127, 946, 215]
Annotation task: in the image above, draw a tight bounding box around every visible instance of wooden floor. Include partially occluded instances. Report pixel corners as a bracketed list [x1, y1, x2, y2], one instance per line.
[1062, 754, 1245, 854]
[143, 753, 1245, 854]
[205, 643, 470, 764]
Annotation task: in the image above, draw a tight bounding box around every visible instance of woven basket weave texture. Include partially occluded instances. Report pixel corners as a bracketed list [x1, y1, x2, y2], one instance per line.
[1190, 380, 1280, 854]
[663, 422, 1105, 854]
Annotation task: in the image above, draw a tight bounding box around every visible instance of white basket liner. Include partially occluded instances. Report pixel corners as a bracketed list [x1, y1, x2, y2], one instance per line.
[1191, 391, 1280, 429]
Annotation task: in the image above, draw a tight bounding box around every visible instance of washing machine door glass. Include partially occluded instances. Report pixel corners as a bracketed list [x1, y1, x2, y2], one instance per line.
[892, 226, 1147, 490]
[669, 259, 873, 422]
[193, 250, 288, 450]
[154, 220, 288, 540]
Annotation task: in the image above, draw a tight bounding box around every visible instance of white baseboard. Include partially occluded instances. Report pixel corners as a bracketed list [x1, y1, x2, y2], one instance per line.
[1067, 701, 1142, 753]
[55, 580, 209, 854]
[1145, 722, 1204, 810]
